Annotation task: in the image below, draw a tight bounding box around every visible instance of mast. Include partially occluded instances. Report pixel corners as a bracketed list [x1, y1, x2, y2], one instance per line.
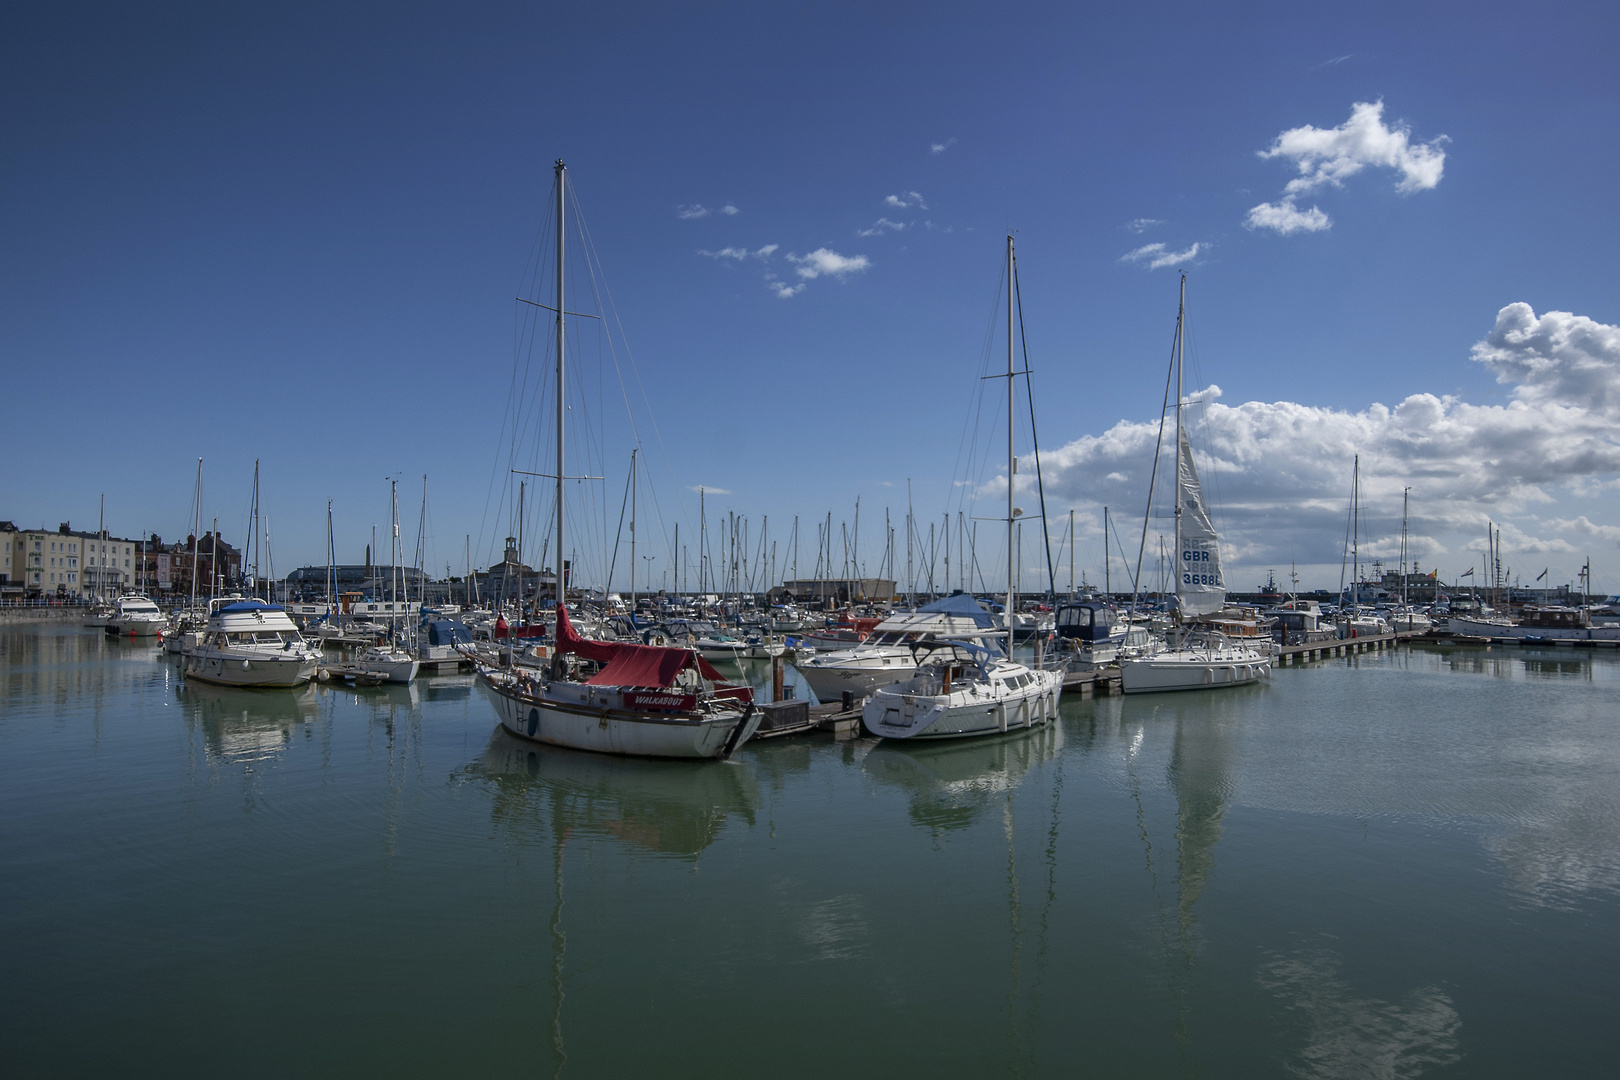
[1069, 509, 1075, 599]
[1352, 456, 1360, 610]
[1401, 487, 1411, 608]
[326, 500, 334, 616]
[1103, 506, 1110, 599]
[390, 478, 400, 636]
[1174, 275, 1185, 624]
[554, 159, 568, 613]
[189, 461, 201, 607]
[629, 448, 637, 613]
[1006, 234, 1016, 634]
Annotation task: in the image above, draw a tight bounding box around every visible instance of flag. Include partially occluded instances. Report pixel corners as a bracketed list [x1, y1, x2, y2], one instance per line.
[1460, 567, 1474, 577]
[1536, 568, 1548, 581]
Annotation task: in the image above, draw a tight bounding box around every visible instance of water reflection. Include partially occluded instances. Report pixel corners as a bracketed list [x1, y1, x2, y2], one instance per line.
[179, 681, 321, 764]
[862, 723, 1064, 834]
[470, 731, 759, 859]
[1258, 948, 1461, 1077]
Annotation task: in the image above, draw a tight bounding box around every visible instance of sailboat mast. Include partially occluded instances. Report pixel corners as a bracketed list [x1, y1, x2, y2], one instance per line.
[1401, 486, 1411, 608]
[1352, 455, 1360, 610]
[1174, 274, 1185, 621]
[629, 448, 637, 613]
[554, 159, 568, 612]
[1006, 234, 1016, 628]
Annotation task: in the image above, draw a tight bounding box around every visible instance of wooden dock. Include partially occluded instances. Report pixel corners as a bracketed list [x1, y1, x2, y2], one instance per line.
[1273, 630, 1416, 663]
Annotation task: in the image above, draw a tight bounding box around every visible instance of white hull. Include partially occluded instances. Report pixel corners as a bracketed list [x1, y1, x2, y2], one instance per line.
[1446, 616, 1620, 641]
[184, 651, 318, 688]
[482, 672, 759, 759]
[355, 651, 420, 683]
[1120, 649, 1270, 693]
[800, 654, 914, 702]
[863, 669, 1062, 740]
[107, 617, 165, 637]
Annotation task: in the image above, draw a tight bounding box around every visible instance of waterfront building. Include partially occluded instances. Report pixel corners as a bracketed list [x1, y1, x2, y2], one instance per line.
[770, 578, 897, 605]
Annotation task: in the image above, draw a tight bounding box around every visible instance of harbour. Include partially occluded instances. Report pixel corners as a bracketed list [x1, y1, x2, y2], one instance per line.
[3, 618, 1618, 1076]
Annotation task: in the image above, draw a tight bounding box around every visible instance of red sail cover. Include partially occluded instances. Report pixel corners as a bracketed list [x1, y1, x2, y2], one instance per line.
[556, 604, 750, 701]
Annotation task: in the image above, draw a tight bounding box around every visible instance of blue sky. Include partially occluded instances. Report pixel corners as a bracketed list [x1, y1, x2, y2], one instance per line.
[4, 1, 1618, 594]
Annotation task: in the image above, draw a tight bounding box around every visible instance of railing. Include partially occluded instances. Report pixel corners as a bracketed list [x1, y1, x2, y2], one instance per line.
[0, 597, 94, 608]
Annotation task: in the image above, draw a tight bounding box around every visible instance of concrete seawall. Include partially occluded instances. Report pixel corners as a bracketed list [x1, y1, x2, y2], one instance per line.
[0, 607, 92, 623]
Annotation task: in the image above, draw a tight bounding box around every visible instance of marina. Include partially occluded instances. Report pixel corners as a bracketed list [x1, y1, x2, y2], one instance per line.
[4, 619, 1618, 1076]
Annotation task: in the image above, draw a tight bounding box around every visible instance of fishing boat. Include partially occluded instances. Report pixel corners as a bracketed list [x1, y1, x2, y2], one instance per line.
[1121, 275, 1271, 694]
[863, 235, 1063, 739]
[105, 594, 167, 637]
[473, 160, 761, 760]
[182, 599, 322, 687]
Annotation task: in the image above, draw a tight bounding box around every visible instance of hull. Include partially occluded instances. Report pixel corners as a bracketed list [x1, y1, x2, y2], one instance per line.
[800, 657, 914, 702]
[482, 674, 760, 759]
[863, 671, 1062, 740]
[184, 651, 318, 688]
[1446, 616, 1620, 641]
[356, 654, 420, 682]
[107, 618, 165, 637]
[1120, 651, 1270, 693]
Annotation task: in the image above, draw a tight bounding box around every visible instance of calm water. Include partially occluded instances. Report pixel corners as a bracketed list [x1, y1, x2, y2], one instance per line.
[3, 623, 1619, 1078]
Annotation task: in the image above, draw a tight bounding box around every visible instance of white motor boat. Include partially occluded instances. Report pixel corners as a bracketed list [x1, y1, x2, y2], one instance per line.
[1120, 629, 1271, 693]
[105, 594, 167, 637]
[354, 645, 420, 683]
[182, 599, 322, 688]
[1387, 606, 1432, 634]
[800, 592, 999, 703]
[863, 639, 1063, 740]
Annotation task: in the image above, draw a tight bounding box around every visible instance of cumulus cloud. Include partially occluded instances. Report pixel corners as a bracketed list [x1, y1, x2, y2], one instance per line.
[788, 248, 871, 280]
[1247, 100, 1447, 234]
[1546, 516, 1620, 544]
[676, 204, 711, 220]
[1018, 303, 1620, 585]
[721, 204, 739, 216]
[857, 217, 908, 237]
[1244, 201, 1331, 234]
[1120, 241, 1203, 270]
[885, 191, 928, 210]
[930, 137, 957, 155]
[1126, 218, 1165, 233]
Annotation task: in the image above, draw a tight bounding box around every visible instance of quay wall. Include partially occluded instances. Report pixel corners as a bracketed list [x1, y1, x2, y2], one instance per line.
[0, 606, 91, 623]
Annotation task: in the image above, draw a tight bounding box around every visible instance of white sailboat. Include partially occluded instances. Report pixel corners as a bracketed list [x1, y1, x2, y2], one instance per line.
[862, 235, 1063, 739]
[475, 160, 760, 759]
[1121, 275, 1271, 694]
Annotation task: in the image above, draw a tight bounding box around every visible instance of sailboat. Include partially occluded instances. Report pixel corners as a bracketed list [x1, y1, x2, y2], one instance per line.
[474, 160, 761, 759]
[1120, 275, 1271, 694]
[862, 235, 1064, 740]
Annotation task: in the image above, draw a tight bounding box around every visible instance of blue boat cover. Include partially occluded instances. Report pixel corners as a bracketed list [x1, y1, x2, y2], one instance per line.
[915, 591, 997, 627]
[424, 619, 475, 646]
[218, 600, 285, 613]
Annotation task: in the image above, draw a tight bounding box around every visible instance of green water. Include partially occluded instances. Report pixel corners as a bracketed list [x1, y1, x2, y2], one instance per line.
[3, 624, 1618, 1078]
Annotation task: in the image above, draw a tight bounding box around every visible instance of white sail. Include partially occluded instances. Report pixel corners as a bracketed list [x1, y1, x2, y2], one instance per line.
[1176, 424, 1225, 617]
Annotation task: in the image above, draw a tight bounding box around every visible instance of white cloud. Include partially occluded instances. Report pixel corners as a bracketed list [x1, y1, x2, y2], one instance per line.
[721, 204, 739, 216]
[884, 191, 928, 210]
[689, 486, 732, 495]
[857, 217, 908, 237]
[1120, 241, 1204, 270]
[1125, 218, 1165, 234]
[1245, 200, 1332, 234]
[698, 243, 778, 263]
[1315, 53, 1353, 68]
[676, 204, 711, 220]
[930, 137, 957, 155]
[1247, 100, 1447, 234]
[1545, 516, 1620, 544]
[763, 272, 805, 299]
[788, 248, 871, 280]
[1022, 303, 1620, 583]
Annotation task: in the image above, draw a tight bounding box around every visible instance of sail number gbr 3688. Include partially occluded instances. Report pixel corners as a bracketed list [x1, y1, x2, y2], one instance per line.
[1182, 549, 1220, 587]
